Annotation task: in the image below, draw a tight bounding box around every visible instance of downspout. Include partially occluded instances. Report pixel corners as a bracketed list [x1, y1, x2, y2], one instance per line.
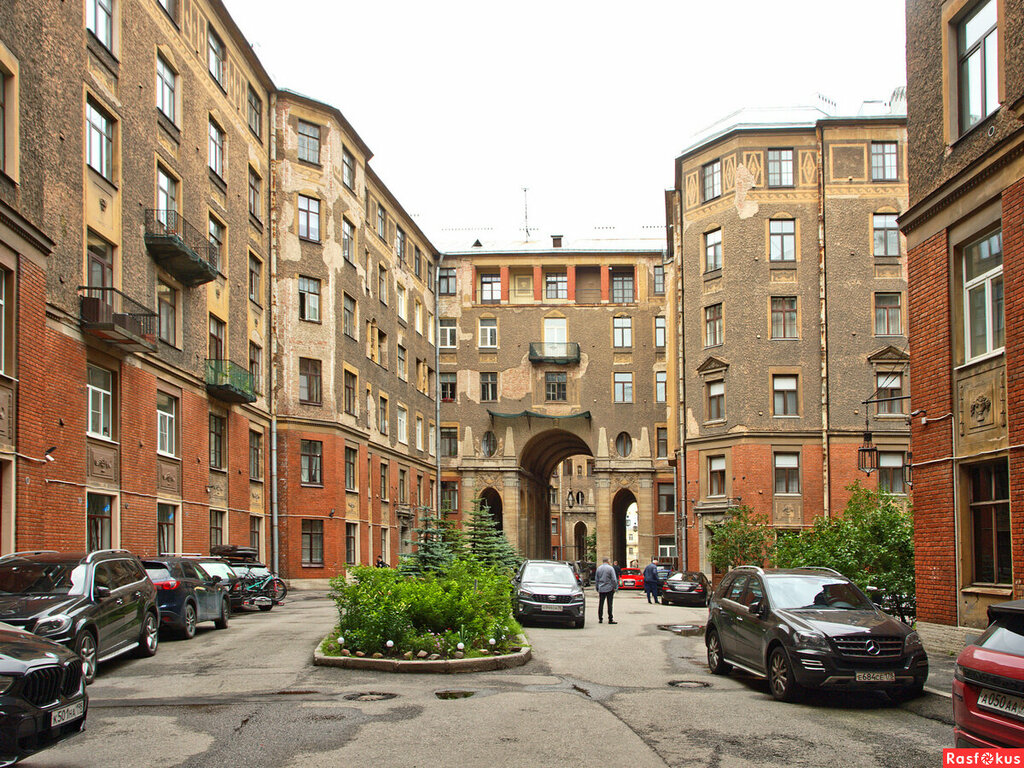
[667, 189, 686, 569]
[816, 123, 831, 519]
[268, 91, 280, 575]
[434, 253, 444, 519]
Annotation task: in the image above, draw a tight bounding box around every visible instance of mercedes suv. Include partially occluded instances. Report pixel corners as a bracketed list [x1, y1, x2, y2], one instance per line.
[705, 566, 928, 702]
[0, 550, 159, 684]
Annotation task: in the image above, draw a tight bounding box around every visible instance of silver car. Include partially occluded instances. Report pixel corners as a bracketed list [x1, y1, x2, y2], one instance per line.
[514, 560, 585, 628]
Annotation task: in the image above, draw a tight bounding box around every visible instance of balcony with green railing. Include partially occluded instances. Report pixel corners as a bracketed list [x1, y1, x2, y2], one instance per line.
[528, 342, 581, 365]
[144, 209, 219, 286]
[205, 360, 257, 404]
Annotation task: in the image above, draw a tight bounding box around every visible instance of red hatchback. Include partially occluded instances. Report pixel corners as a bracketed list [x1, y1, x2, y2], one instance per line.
[954, 600, 1024, 747]
[619, 568, 644, 590]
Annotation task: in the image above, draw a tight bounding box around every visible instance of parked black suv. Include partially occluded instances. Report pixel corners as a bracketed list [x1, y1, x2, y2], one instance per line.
[0, 622, 87, 766]
[0, 550, 159, 684]
[141, 556, 231, 638]
[705, 566, 928, 702]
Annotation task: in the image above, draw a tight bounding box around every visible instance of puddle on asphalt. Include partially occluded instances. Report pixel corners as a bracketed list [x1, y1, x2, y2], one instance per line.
[435, 690, 475, 700]
[657, 624, 704, 636]
[342, 692, 398, 702]
[668, 679, 711, 689]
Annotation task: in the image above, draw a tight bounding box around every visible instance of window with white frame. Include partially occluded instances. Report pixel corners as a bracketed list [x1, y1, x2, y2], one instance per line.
[655, 371, 667, 403]
[870, 142, 898, 181]
[156, 54, 176, 122]
[774, 453, 800, 494]
[704, 303, 722, 347]
[613, 372, 633, 403]
[707, 380, 724, 421]
[87, 0, 113, 50]
[545, 272, 567, 299]
[207, 26, 225, 85]
[479, 318, 497, 348]
[876, 372, 904, 415]
[705, 229, 722, 272]
[773, 374, 798, 416]
[702, 159, 721, 202]
[767, 149, 794, 187]
[440, 318, 457, 348]
[157, 391, 177, 456]
[653, 264, 665, 295]
[208, 118, 224, 177]
[769, 219, 795, 261]
[771, 296, 798, 339]
[87, 365, 113, 438]
[416, 416, 423, 451]
[342, 218, 354, 263]
[397, 406, 407, 444]
[342, 147, 355, 189]
[958, 0, 999, 135]
[298, 195, 319, 241]
[875, 292, 903, 336]
[873, 213, 900, 257]
[480, 273, 500, 303]
[342, 293, 355, 338]
[964, 229, 1004, 361]
[86, 98, 113, 180]
[396, 285, 406, 321]
[297, 120, 320, 164]
[613, 316, 632, 348]
[654, 316, 666, 348]
[708, 455, 726, 497]
[247, 86, 261, 138]
[878, 451, 905, 494]
[299, 276, 320, 322]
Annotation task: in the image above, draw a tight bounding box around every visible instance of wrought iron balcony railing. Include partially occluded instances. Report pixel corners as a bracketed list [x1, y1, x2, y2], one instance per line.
[205, 359, 258, 404]
[528, 342, 581, 364]
[144, 209, 219, 286]
[78, 286, 157, 352]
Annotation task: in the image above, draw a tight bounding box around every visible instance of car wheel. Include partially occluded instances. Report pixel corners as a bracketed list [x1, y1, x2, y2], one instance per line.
[214, 598, 230, 630]
[258, 603, 273, 612]
[706, 629, 731, 675]
[574, 616, 585, 629]
[270, 578, 288, 602]
[768, 647, 802, 702]
[136, 611, 159, 657]
[179, 602, 198, 639]
[74, 630, 98, 685]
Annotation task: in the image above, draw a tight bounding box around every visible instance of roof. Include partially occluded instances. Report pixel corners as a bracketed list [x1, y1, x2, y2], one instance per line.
[441, 229, 668, 256]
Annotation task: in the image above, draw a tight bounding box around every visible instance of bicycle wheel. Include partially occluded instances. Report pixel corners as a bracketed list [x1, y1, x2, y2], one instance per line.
[271, 578, 287, 601]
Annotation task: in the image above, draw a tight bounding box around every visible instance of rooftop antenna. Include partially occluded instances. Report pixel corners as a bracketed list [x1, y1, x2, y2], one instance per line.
[522, 187, 531, 239]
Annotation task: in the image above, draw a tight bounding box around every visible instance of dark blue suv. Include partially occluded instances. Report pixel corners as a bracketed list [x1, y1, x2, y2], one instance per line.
[142, 557, 230, 639]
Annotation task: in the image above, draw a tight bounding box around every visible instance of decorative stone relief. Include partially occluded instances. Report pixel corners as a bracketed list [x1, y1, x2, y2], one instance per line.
[250, 481, 264, 513]
[0, 383, 13, 446]
[774, 498, 802, 527]
[87, 441, 118, 484]
[208, 472, 228, 506]
[156, 457, 180, 496]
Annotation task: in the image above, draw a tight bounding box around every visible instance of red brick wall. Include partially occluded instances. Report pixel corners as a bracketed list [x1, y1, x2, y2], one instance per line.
[1002, 178, 1024, 600]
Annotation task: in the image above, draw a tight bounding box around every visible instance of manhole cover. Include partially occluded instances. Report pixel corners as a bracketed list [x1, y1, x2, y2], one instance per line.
[657, 624, 704, 636]
[435, 690, 475, 700]
[343, 692, 398, 702]
[668, 680, 711, 689]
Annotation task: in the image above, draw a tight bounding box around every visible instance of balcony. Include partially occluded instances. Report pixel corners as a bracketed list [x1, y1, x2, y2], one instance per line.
[529, 342, 580, 365]
[205, 360, 258, 404]
[78, 287, 157, 353]
[144, 209, 219, 286]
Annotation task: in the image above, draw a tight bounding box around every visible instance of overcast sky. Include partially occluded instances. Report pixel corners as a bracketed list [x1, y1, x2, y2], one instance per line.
[224, 1, 907, 249]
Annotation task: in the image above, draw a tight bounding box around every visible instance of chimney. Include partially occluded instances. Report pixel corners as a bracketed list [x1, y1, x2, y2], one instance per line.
[551, 235, 563, 248]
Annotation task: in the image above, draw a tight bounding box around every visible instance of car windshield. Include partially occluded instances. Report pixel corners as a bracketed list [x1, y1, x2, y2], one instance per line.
[522, 565, 576, 586]
[197, 562, 236, 580]
[674, 572, 703, 582]
[766, 576, 873, 611]
[977, 616, 1024, 658]
[0, 561, 88, 595]
[621, 569, 641, 576]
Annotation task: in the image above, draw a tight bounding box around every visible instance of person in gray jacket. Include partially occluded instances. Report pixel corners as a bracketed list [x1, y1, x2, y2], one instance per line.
[594, 557, 618, 624]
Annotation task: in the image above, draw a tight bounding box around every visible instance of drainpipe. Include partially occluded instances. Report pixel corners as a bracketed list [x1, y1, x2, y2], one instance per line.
[434, 252, 444, 519]
[268, 92, 280, 575]
[816, 122, 831, 519]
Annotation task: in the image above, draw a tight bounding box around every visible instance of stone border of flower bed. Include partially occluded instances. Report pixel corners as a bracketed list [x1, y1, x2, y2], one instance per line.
[313, 635, 531, 674]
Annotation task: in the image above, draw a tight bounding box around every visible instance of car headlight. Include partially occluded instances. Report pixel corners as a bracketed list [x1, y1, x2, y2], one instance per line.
[0, 675, 15, 694]
[518, 590, 533, 600]
[904, 631, 923, 652]
[34, 615, 72, 636]
[954, 663, 965, 681]
[570, 592, 584, 602]
[793, 630, 829, 650]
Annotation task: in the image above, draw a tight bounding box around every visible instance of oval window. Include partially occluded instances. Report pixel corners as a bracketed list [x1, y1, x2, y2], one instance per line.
[576, 490, 585, 505]
[481, 431, 497, 457]
[616, 432, 632, 457]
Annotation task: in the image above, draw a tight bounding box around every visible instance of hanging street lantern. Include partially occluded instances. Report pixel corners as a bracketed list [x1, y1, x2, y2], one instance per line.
[858, 431, 878, 474]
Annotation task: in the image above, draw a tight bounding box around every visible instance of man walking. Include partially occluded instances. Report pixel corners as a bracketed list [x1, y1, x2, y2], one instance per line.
[643, 557, 661, 604]
[595, 557, 618, 624]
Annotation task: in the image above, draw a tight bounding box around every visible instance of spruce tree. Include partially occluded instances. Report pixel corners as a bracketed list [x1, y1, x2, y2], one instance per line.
[464, 497, 521, 572]
[400, 515, 461, 575]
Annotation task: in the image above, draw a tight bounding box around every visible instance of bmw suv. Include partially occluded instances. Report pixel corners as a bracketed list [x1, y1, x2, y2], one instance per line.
[0, 550, 159, 684]
[705, 566, 928, 702]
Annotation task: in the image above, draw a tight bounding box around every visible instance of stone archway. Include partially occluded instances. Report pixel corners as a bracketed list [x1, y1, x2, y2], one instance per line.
[478, 486, 503, 531]
[573, 521, 588, 562]
[611, 488, 636, 569]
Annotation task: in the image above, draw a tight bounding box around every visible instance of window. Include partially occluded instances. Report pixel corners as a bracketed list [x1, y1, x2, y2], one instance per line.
[342, 147, 355, 189]
[658, 484, 675, 513]
[475, 430, 495, 458]
[297, 120, 320, 164]
[440, 372, 456, 402]
[769, 219, 795, 262]
[249, 342, 262, 393]
[208, 216, 224, 269]
[378, 265, 388, 304]
[654, 316, 666, 349]
[250, 516, 261, 550]
[156, 55, 176, 122]
[157, 165, 177, 218]
[416, 417, 424, 451]
[249, 254, 262, 304]
[480, 372, 498, 402]
[773, 374, 798, 416]
[655, 371, 667, 403]
[249, 429, 263, 479]
[649, 427, 666, 460]
[299, 358, 322, 405]
[614, 372, 633, 403]
[396, 285, 407, 321]
[613, 316, 632, 348]
[87, 0, 113, 49]
[379, 461, 389, 500]
[659, 537, 677, 560]
[248, 167, 261, 219]
[876, 372, 904, 415]
[208, 119, 224, 177]
[774, 453, 800, 494]
[546, 272, 567, 299]
[767, 149, 794, 187]
[550, 517, 559, 536]
[342, 293, 356, 337]
[546, 372, 566, 401]
[616, 432, 632, 457]
[771, 296, 797, 339]
[479, 318, 497, 348]
[209, 413, 225, 470]
[439, 267, 456, 295]
[302, 520, 324, 565]
[247, 87, 262, 138]
[378, 395, 388, 434]
[346, 523, 357, 565]
[87, 365, 113, 438]
[299, 276, 321, 321]
[958, 0, 999, 134]
[705, 229, 722, 272]
[208, 314, 225, 360]
[86, 98, 113, 180]
[964, 229, 1004, 361]
[342, 219, 354, 263]
[376, 203, 386, 239]
[702, 159, 721, 202]
[439, 318, 457, 349]
[395, 228, 406, 261]
[207, 26, 225, 85]
[873, 213, 900, 257]
[210, 510, 225, 548]
[878, 452, 905, 495]
[480, 273, 501, 303]
[87, 493, 113, 552]
[157, 392, 176, 456]
[440, 427, 459, 458]
[157, 503, 176, 554]
[0, 72, 6, 174]
[707, 380, 725, 421]
[157, 281, 176, 344]
[441, 481, 459, 514]
[708, 455, 726, 497]
[653, 264, 665, 295]
[870, 142, 898, 181]
[413, 247, 422, 279]
[344, 370, 357, 415]
[301, 440, 323, 485]
[344, 446, 358, 491]
[875, 293, 903, 336]
[611, 269, 634, 303]
[298, 195, 320, 241]
[86, 232, 113, 294]
[397, 406, 408, 444]
[970, 461, 1010, 584]
[704, 304, 722, 347]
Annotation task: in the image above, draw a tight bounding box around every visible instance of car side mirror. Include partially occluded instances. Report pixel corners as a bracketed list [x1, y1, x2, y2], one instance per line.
[210, 575, 222, 584]
[94, 585, 111, 600]
[748, 600, 766, 618]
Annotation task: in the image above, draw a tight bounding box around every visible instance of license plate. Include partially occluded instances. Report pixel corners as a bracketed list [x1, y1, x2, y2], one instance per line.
[50, 699, 85, 727]
[541, 605, 563, 612]
[978, 689, 1024, 721]
[253, 596, 272, 606]
[855, 671, 895, 682]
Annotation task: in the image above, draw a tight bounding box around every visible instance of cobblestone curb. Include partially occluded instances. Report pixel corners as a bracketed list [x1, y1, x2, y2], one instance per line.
[313, 636, 531, 673]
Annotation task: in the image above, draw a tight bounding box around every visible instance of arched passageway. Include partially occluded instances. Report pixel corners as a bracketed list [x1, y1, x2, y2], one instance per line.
[611, 489, 637, 568]
[573, 521, 588, 562]
[478, 487, 503, 531]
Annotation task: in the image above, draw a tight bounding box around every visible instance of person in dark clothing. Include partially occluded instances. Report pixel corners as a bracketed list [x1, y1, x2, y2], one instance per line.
[643, 557, 661, 604]
[613, 560, 622, 580]
[375, 556, 387, 568]
[594, 557, 618, 624]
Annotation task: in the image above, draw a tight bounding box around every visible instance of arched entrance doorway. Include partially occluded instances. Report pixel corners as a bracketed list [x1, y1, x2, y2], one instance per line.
[573, 521, 588, 563]
[611, 488, 636, 568]
[478, 487, 503, 531]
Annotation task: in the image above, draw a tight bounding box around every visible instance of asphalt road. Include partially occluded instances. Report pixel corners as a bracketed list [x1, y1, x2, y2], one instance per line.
[26, 589, 954, 768]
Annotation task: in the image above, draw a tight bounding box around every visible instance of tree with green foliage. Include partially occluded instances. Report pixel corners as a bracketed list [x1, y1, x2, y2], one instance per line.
[585, 532, 597, 563]
[774, 482, 915, 621]
[399, 515, 463, 576]
[706, 505, 775, 573]
[463, 496, 521, 572]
